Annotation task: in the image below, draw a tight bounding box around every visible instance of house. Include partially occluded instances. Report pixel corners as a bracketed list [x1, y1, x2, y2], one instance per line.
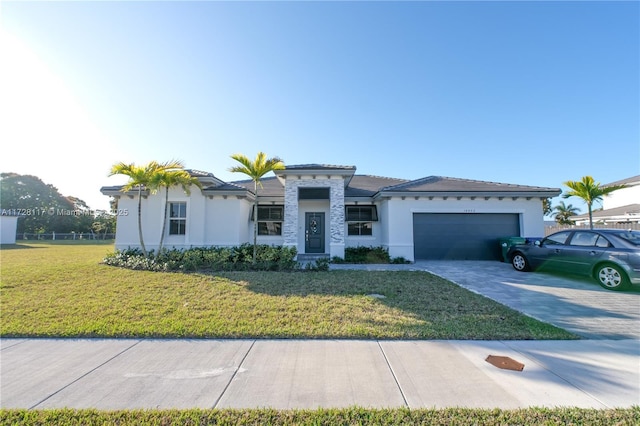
[100, 164, 560, 262]
[0, 214, 20, 244]
[569, 175, 640, 225]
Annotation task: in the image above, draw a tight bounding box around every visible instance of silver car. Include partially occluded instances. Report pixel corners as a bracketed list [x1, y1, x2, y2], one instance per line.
[508, 229, 640, 291]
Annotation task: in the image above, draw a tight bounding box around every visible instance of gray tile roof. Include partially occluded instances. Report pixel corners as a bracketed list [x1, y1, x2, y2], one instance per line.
[603, 175, 640, 187]
[284, 164, 356, 171]
[103, 169, 560, 198]
[230, 176, 283, 196]
[570, 204, 640, 220]
[345, 175, 408, 197]
[379, 176, 560, 194]
[184, 169, 217, 178]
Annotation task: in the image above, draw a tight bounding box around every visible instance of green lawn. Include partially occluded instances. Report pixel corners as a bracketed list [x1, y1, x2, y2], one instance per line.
[2, 407, 638, 426]
[0, 242, 576, 339]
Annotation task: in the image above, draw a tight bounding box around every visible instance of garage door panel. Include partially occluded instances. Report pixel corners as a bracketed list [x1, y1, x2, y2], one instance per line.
[413, 213, 520, 260]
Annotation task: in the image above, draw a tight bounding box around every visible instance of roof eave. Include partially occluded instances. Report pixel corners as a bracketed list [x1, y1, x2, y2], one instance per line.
[100, 186, 150, 197]
[373, 190, 561, 200]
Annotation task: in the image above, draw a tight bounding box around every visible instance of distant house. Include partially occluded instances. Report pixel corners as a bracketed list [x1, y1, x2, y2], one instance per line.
[101, 164, 560, 261]
[0, 214, 20, 244]
[570, 175, 640, 225]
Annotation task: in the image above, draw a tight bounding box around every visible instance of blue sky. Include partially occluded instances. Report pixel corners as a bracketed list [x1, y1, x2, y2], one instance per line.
[1, 1, 638, 212]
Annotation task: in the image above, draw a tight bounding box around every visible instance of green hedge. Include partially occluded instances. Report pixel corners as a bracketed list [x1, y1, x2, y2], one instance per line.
[103, 244, 300, 272]
[333, 246, 409, 264]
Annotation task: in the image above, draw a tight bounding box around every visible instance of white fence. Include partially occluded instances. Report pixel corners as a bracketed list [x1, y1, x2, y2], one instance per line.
[18, 232, 115, 241]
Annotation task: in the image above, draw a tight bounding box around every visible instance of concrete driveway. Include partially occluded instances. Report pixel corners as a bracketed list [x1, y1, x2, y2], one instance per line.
[415, 260, 640, 340]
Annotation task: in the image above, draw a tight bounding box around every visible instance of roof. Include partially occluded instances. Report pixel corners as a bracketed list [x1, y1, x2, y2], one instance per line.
[603, 175, 640, 187]
[231, 176, 283, 197]
[378, 176, 561, 197]
[345, 175, 408, 197]
[570, 204, 640, 221]
[101, 168, 560, 199]
[283, 164, 356, 171]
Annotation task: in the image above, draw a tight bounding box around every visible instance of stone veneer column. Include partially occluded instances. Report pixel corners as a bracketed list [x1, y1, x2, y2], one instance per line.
[281, 177, 345, 258]
[282, 179, 298, 250]
[329, 182, 345, 258]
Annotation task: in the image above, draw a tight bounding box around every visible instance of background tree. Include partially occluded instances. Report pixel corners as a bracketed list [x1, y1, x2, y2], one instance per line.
[542, 198, 552, 216]
[563, 176, 627, 229]
[229, 152, 284, 263]
[552, 201, 580, 225]
[109, 160, 184, 257]
[0, 173, 86, 234]
[150, 168, 202, 255]
[92, 211, 117, 239]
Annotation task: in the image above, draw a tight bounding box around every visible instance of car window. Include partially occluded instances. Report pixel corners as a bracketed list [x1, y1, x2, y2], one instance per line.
[570, 232, 598, 247]
[595, 236, 611, 248]
[544, 231, 571, 245]
[610, 231, 640, 246]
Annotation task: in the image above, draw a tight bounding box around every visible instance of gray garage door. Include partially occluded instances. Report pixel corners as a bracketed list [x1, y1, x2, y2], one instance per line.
[413, 213, 520, 260]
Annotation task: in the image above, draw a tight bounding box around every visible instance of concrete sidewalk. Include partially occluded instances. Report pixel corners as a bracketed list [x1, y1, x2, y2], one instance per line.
[2, 338, 639, 410]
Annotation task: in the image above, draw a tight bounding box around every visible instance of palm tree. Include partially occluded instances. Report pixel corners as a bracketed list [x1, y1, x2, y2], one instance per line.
[109, 160, 184, 257]
[563, 176, 627, 230]
[552, 201, 580, 225]
[229, 152, 285, 263]
[151, 169, 202, 255]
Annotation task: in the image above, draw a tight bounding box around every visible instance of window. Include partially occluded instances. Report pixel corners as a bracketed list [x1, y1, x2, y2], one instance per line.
[570, 232, 598, 247]
[544, 231, 571, 245]
[299, 187, 330, 200]
[255, 206, 283, 236]
[169, 202, 186, 235]
[346, 206, 377, 236]
[595, 236, 611, 248]
[348, 222, 372, 236]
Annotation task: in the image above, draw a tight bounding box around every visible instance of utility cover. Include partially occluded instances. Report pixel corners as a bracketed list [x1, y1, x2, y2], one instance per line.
[485, 355, 525, 371]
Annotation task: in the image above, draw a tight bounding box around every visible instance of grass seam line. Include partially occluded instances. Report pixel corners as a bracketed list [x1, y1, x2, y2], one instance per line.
[212, 339, 256, 409]
[377, 341, 409, 407]
[28, 340, 142, 410]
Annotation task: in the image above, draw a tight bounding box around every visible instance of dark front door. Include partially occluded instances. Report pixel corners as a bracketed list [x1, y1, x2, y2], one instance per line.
[305, 212, 325, 254]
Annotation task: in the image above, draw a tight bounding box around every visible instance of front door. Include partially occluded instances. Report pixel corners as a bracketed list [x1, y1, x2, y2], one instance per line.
[305, 212, 325, 254]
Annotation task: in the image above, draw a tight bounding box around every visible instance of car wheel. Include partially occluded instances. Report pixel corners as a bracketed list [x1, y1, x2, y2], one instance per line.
[511, 253, 530, 272]
[595, 264, 630, 291]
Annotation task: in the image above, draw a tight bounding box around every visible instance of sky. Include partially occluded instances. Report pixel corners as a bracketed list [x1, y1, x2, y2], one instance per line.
[1, 1, 638, 213]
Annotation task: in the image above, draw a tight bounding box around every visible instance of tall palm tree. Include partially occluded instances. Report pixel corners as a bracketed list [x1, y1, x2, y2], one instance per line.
[229, 152, 284, 263]
[563, 176, 627, 230]
[151, 169, 202, 255]
[109, 160, 184, 257]
[552, 201, 580, 225]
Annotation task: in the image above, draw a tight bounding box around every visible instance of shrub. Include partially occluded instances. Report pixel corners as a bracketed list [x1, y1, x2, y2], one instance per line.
[304, 257, 331, 271]
[344, 246, 391, 264]
[103, 245, 300, 272]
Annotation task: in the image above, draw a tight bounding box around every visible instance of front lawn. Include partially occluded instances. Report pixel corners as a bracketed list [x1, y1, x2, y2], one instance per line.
[0, 243, 576, 339]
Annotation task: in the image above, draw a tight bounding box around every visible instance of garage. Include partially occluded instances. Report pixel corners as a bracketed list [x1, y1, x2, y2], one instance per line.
[413, 213, 520, 260]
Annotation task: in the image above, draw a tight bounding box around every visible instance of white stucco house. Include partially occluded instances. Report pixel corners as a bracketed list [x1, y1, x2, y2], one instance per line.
[0, 215, 20, 245]
[101, 164, 560, 262]
[570, 175, 640, 225]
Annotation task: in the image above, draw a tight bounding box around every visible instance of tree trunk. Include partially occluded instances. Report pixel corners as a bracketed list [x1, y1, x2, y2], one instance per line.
[137, 185, 148, 257]
[157, 187, 169, 257]
[253, 180, 258, 264]
[588, 202, 594, 230]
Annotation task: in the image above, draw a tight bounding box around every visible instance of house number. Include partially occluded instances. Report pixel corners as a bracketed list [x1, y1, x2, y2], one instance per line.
[463, 209, 475, 213]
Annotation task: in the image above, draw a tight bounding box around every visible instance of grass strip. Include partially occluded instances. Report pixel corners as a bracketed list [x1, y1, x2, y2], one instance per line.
[1, 407, 639, 425]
